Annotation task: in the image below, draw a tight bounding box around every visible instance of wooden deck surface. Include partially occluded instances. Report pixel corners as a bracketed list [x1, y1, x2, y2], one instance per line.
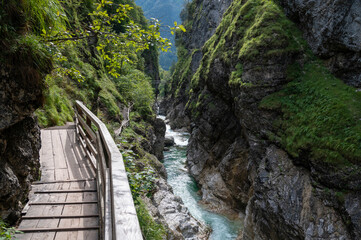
[17, 128, 99, 240]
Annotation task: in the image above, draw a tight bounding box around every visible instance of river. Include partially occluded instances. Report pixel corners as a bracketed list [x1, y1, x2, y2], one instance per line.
[160, 116, 242, 239]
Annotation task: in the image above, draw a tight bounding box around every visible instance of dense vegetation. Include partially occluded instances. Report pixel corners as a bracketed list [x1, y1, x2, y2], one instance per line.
[35, 0, 167, 127]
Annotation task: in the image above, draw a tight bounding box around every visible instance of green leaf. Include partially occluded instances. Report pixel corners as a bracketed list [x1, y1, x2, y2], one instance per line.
[179, 25, 186, 32]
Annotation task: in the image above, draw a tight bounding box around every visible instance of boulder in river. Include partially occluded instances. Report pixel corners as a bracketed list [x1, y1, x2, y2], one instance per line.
[164, 136, 175, 147]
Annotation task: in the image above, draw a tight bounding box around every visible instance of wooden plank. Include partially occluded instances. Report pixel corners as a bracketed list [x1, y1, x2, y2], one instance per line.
[33, 179, 95, 185]
[19, 227, 100, 232]
[40, 130, 55, 170]
[55, 188, 82, 240]
[15, 233, 34, 240]
[29, 201, 98, 205]
[34, 190, 96, 194]
[22, 215, 99, 219]
[59, 129, 84, 180]
[40, 169, 55, 182]
[51, 130, 68, 169]
[33, 183, 69, 239]
[55, 168, 69, 181]
[59, 130, 80, 168]
[76, 230, 98, 240]
[72, 138, 88, 168]
[77, 135, 97, 170]
[18, 184, 67, 240]
[67, 129, 92, 174]
[78, 191, 99, 240]
[78, 166, 96, 180]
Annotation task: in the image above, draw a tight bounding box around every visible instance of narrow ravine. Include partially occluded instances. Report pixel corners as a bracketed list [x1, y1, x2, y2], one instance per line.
[159, 116, 242, 239]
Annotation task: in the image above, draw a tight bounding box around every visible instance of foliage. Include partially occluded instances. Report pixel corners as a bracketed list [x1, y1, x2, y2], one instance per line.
[23, 0, 67, 35]
[260, 62, 361, 168]
[35, 0, 165, 126]
[40, 0, 177, 78]
[123, 150, 158, 204]
[159, 68, 172, 97]
[115, 69, 155, 116]
[0, 0, 53, 81]
[0, 220, 22, 240]
[136, 198, 167, 240]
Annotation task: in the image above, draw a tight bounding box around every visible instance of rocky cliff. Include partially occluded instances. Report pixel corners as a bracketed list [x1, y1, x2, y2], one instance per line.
[166, 0, 361, 239]
[0, 48, 51, 224]
[0, 0, 52, 224]
[163, 0, 233, 130]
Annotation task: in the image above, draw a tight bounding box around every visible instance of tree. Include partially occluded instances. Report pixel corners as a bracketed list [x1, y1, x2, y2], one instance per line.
[41, 0, 185, 79]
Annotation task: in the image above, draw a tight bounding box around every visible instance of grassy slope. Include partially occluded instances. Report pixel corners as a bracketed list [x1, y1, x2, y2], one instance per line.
[260, 62, 361, 168]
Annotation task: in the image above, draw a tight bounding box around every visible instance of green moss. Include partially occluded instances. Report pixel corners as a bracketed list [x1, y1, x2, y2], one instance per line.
[260, 62, 361, 168]
[229, 63, 243, 85]
[192, 0, 307, 89]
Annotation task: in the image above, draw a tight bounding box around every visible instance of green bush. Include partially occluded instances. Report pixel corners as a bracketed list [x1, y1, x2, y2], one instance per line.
[0, 220, 22, 240]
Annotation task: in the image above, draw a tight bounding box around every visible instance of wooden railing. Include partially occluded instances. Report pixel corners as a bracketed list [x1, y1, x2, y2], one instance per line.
[74, 100, 143, 240]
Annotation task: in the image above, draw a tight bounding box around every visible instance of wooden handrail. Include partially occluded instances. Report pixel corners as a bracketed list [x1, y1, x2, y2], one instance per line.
[74, 100, 143, 240]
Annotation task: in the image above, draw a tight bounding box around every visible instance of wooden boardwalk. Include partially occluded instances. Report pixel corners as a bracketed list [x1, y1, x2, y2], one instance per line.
[17, 127, 99, 240]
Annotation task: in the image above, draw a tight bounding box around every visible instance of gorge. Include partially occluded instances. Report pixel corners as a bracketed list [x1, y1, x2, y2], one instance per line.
[1, 0, 361, 239]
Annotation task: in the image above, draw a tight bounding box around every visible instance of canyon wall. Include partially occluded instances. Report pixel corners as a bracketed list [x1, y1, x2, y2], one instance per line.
[166, 0, 361, 239]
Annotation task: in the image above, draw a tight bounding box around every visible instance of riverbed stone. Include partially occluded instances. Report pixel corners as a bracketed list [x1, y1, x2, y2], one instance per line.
[146, 178, 208, 239]
[164, 136, 175, 147]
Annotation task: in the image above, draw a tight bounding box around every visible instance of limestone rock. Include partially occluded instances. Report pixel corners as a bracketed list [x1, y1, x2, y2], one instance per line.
[278, 0, 361, 87]
[164, 136, 175, 147]
[146, 178, 209, 239]
[152, 118, 166, 160]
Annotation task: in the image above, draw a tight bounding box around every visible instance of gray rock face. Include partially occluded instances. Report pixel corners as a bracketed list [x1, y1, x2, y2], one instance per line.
[0, 66, 43, 131]
[0, 116, 41, 223]
[164, 0, 234, 130]
[144, 178, 209, 239]
[0, 63, 45, 223]
[152, 118, 166, 160]
[180, 0, 234, 51]
[242, 146, 351, 240]
[278, 0, 361, 87]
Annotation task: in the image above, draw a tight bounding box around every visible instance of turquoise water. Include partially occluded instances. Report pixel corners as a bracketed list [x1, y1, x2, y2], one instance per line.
[162, 125, 242, 239]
